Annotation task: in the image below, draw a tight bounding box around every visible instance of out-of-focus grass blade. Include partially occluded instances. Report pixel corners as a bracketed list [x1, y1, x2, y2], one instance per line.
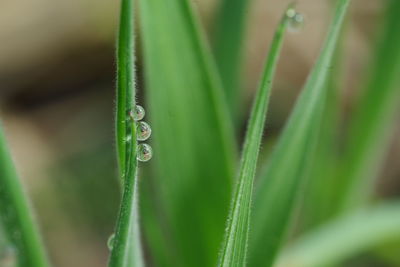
[276, 202, 400, 267]
[300, 38, 344, 231]
[335, 0, 400, 212]
[138, 0, 236, 266]
[108, 0, 143, 266]
[249, 1, 351, 266]
[140, 177, 173, 267]
[213, 0, 251, 118]
[0, 123, 49, 267]
[218, 6, 292, 266]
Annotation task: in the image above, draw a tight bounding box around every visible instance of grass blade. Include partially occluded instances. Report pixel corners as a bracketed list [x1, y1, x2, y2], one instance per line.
[335, 0, 400, 212]
[218, 6, 292, 266]
[115, 0, 136, 179]
[138, 0, 237, 265]
[108, 0, 144, 266]
[213, 0, 251, 117]
[108, 161, 143, 267]
[277, 201, 400, 267]
[300, 35, 345, 231]
[0, 123, 49, 267]
[249, 1, 351, 266]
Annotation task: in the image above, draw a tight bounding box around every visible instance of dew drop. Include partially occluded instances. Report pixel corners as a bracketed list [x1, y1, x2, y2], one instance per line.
[129, 105, 145, 121]
[136, 121, 152, 141]
[137, 143, 153, 162]
[107, 233, 115, 250]
[286, 8, 304, 32]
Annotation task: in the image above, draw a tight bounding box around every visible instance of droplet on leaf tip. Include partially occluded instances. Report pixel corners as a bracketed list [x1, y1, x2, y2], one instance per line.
[286, 8, 304, 32]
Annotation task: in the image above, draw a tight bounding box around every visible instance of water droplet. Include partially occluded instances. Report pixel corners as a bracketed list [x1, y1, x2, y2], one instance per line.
[136, 121, 152, 141]
[129, 105, 145, 121]
[137, 143, 153, 162]
[107, 233, 115, 250]
[286, 8, 304, 32]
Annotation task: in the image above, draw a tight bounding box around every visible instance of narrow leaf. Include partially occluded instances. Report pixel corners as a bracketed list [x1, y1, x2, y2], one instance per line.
[249, 1, 351, 266]
[0, 123, 49, 267]
[108, 0, 144, 266]
[115, 0, 136, 178]
[213, 0, 251, 118]
[335, 0, 400, 212]
[218, 6, 292, 266]
[277, 202, 400, 267]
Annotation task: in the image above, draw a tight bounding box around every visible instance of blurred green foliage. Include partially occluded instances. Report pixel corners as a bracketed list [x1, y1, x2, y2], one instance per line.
[0, 0, 399, 266]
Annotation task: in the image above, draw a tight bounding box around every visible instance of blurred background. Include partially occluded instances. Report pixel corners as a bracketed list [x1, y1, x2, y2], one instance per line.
[0, 0, 399, 266]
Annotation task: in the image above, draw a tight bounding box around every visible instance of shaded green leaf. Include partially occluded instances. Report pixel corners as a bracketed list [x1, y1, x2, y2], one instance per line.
[213, 0, 251, 118]
[138, 0, 236, 265]
[335, 0, 400, 212]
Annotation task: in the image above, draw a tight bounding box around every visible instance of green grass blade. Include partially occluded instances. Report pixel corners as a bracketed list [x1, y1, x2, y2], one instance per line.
[300, 35, 345, 231]
[335, 0, 400, 212]
[249, 1, 351, 266]
[0, 123, 49, 267]
[277, 201, 400, 267]
[115, 0, 136, 178]
[108, 159, 143, 267]
[108, 0, 143, 266]
[138, 0, 236, 265]
[218, 6, 292, 266]
[213, 0, 251, 117]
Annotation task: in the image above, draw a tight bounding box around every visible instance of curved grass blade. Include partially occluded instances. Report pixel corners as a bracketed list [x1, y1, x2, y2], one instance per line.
[0, 123, 49, 267]
[138, 0, 236, 266]
[108, 0, 144, 266]
[218, 6, 292, 266]
[108, 151, 143, 267]
[249, 1, 351, 266]
[277, 201, 400, 267]
[335, 0, 400, 212]
[115, 0, 136, 179]
[213, 0, 251, 118]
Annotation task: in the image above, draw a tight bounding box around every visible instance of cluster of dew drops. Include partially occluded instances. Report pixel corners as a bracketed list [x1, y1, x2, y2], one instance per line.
[129, 105, 153, 162]
[107, 105, 153, 251]
[286, 7, 304, 32]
